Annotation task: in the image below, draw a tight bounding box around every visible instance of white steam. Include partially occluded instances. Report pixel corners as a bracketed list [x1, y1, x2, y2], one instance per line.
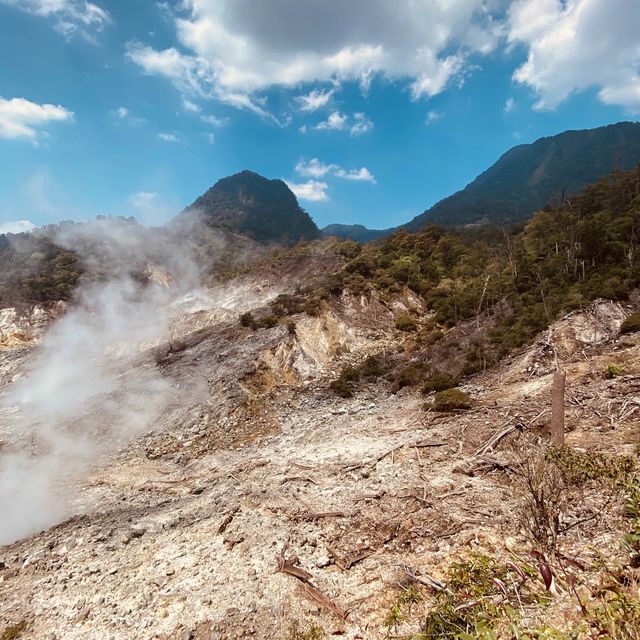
[0, 218, 205, 545]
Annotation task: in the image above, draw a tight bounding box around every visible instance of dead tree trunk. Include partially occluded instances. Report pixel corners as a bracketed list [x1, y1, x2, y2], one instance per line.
[550, 370, 566, 446]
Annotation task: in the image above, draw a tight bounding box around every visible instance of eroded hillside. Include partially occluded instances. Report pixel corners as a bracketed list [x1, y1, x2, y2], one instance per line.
[1, 260, 639, 639]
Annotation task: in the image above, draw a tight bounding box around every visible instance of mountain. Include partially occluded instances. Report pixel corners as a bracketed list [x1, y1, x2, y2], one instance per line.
[321, 223, 388, 242]
[180, 170, 320, 244]
[404, 121, 640, 230]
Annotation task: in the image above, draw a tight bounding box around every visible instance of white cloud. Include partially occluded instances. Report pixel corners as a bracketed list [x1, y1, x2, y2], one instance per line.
[350, 112, 373, 136]
[298, 124, 308, 134]
[334, 167, 376, 183]
[295, 158, 337, 178]
[158, 132, 180, 142]
[0, 97, 74, 143]
[128, 1, 501, 115]
[313, 110, 373, 135]
[315, 110, 348, 131]
[111, 106, 146, 126]
[0, 0, 111, 42]
[508, 0, 640, 111]
[0, 220, 36, 235]
[294, 158, 376, 184]
[182, 99, 201, 113]
[203, 132, 215, 144]
[426, 110, 441, 124]
[200, 114, 229, 127]
[504, 97, 515, 113]
[295, 88, 334, 112]
[285, 179, 329, 202]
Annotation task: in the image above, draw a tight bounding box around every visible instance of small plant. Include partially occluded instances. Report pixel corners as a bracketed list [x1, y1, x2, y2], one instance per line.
[395, 314, 417, 331]
[259, 314, 279, 329]
[286, 320, 297, 335]
[0, 622, 27, 640]
[422, 372, 458, 394]
[392, 364, 426, 392]
[604, 364, 625, 379]
[620, 312, 640, 334]
[430, 388, 472, 412]
[285, 620, 326, 640]
[239, 311, 257, 330]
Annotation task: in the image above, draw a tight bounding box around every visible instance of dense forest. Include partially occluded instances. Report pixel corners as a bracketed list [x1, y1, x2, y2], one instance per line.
[273, 163, 640, 388]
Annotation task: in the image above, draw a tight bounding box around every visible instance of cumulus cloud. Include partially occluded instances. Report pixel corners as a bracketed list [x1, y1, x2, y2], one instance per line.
[128, 0, 501, 115]
[350, 112, 373, 136]
[294, 158, 377, 189]
[295, 88, 334, 112]
[508, 0, 640, 111]
[0, 0, 111, 42]
[334, 167, 376, 183]
[315, 110, 348, 131]
[158, 132, 180, 142]
[295, 158, 337, 178]
[504, 97, 515, 113]
[285, 179, 329, 202]
[0, 97, 74, 143]
[0, 220, 36, 235]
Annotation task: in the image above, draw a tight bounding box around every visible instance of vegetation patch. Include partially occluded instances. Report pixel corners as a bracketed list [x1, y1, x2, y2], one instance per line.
[620, 312, 640, 334]
[0, 622, 27, 640]
[429, 388, 473, 412]
[422, 372, 459, 394]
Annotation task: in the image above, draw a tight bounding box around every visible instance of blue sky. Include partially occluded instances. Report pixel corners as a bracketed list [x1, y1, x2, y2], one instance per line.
[0, 0, 638, 233]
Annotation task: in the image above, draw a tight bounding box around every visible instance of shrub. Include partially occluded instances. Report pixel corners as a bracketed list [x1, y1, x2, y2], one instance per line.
[431, 388, 472, 411]
[604, 364, 624, 379]
[620, 313, 640, 334]
[422, 372, 458, 394]
[239, 311, 257, 330]
[286, 321, 297, 335]
[395, 314, 417, 331]
[359, 354, 389, 380]
[392, 364, 426, 393]
[259, 314, 279, 329]
[329, 377, 353, 398]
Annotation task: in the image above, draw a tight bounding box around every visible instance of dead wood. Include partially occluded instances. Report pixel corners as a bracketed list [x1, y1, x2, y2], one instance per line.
[217, 507, 239, 535]
[300, 582, 348, 620]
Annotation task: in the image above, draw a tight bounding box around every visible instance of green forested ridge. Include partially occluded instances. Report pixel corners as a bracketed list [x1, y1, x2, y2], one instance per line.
[0, 233, 82, 306]
[288, 164, 640, 390]
[405, 121, 640, 229]
[345, 165, 640, 341]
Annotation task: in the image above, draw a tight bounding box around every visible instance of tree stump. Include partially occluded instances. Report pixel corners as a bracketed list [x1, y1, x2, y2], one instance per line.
[550, 370, 566, 446]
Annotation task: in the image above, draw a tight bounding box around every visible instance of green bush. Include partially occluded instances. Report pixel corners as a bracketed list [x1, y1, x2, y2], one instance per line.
[422, 372, 458, 394]
[259, 314, 279, 329]
[431, 388, 472, 411]
[604, 364, 624, 379]
[620, 313, 640, 334]
[392, 364, 426, 392]
[395, 314, 417, 331]
[239, 311, 257, 330]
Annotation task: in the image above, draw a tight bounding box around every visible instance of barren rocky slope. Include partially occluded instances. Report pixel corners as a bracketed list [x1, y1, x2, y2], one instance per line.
[0, 273, 639, 638]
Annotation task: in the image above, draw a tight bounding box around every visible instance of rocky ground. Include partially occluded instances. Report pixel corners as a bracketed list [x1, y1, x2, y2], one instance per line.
[0, 280, 639, 639]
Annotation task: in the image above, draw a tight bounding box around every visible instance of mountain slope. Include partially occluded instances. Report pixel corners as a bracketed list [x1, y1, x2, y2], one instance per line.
[405, 120, 640, 229]
[180, 170, 320, 245]
[321, 223, 388, 242]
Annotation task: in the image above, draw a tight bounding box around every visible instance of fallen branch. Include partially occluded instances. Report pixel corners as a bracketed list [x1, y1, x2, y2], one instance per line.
[475, 421, 522, 456]
[301, 582, 348, 620]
